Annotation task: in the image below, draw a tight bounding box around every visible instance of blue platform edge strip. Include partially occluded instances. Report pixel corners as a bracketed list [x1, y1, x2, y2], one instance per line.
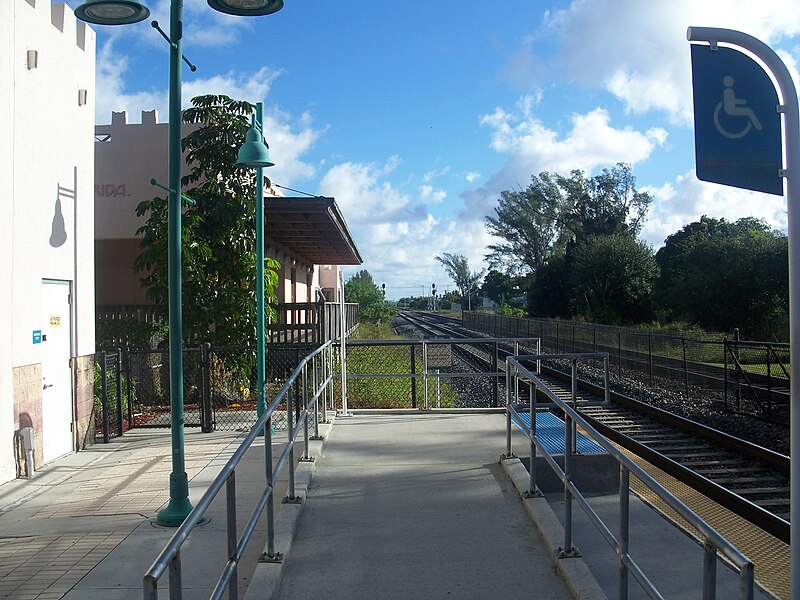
[511, 410, 606, 455]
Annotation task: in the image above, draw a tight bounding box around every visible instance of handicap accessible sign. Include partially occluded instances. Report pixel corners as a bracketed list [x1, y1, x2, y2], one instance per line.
[691, 44, 783, 195]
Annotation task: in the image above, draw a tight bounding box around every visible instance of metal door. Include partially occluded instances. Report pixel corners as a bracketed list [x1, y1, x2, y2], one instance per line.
[41, 280, 73, 463]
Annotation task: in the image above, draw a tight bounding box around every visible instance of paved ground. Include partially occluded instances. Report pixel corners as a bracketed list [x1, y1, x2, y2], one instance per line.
[255, 413, 578, 600]
[0, 429, 249, 599]
[0, 411, 775, 600]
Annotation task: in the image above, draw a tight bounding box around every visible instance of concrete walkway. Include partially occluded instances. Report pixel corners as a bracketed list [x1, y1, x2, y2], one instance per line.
[2, 411, 768, 599]
[251, 413, 578, 600]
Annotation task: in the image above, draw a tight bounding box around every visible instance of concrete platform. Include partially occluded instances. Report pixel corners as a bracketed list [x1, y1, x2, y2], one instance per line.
[250, 413, 581, 600]
[0, 411, 774, 599]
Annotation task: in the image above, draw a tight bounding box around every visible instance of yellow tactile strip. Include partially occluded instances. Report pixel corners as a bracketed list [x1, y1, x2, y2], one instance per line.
[618, 445, 789, 600]
[0, 533, 127, 600]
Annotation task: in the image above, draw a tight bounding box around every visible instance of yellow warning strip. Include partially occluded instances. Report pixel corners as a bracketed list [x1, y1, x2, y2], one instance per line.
[616, 445, 789, 599]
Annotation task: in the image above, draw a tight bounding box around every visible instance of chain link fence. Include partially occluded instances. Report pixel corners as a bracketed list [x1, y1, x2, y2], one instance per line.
[724, 340, 790, 423]
[463, 312, 790, 424]
[94, 344, 312, 438]
[97, 349, 123, 442]
[334, 338, 539, 410]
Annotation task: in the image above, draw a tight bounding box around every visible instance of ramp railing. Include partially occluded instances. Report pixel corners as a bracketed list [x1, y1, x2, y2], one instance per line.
[142, 340, 335, 600]
[505, 353, 755, 600]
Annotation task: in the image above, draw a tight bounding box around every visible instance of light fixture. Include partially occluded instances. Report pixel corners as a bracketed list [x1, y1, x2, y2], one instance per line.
[236, 121, 274, 168]
[207, 0, 283, 16]
[74, 0, 282, 532]
[74, 0, 150, 25]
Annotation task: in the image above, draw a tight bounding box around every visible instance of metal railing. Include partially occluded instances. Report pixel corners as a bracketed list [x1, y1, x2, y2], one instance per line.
[340, 337, 540, 410]
[142, 340, 336, 599]
[505, 353, 755, 600]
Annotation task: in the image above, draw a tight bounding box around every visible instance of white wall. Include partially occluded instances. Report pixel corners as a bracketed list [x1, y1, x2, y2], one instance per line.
[0, 0, 17, 483]
[0, 0, 95, 483]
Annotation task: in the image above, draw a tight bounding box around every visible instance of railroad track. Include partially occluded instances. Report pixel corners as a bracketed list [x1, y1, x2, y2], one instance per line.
[395, 310, 791, 543]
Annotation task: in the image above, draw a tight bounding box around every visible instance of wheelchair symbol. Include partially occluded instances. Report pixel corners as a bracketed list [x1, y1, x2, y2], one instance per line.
[713, 76, 762, 139]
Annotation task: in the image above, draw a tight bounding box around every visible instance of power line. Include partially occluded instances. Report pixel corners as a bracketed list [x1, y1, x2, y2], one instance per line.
[272, 183, 320, 197]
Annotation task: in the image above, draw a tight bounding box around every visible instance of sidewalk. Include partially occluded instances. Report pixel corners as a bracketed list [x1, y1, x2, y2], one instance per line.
[0, 428, 250, 599]
[249, 413, 583, 600]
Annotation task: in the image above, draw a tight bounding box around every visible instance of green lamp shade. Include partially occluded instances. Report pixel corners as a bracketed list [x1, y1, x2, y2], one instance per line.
[74, 0, 150, 25]
[237, 127, 274, 168]
[207, 0, 284, 16]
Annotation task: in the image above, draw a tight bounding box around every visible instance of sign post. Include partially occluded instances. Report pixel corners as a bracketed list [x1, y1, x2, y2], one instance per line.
[688, 26, 799, 597]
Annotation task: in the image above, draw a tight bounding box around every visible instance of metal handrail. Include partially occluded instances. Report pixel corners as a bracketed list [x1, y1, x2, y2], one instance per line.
[142, 340, 335, 600]
[505, 354, 754, 600]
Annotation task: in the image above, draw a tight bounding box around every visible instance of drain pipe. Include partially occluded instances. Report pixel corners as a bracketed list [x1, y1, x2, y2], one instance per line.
[20, 427, 35, 479]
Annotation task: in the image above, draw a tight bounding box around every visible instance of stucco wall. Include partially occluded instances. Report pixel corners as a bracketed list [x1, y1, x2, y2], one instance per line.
[1, 0, 96, 483]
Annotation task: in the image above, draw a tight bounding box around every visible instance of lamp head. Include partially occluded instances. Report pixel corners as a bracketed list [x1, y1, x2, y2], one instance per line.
[207, 0, 284, 16]
[74, 0, 150, 25]
[237, 127, 274, 168]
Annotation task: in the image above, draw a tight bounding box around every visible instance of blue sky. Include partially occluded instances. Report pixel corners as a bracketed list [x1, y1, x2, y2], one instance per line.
[66, 0, 800, 299]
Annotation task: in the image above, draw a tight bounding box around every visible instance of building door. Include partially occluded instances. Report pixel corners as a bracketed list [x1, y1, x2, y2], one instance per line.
[41, 280, 73, 463]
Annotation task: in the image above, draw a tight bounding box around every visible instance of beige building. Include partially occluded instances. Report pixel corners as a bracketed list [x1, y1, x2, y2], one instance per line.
[1, 0, 97, 484]
[94, 110, 361, 329]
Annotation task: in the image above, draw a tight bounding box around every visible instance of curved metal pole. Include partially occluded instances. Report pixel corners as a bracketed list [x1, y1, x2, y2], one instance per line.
[687, 26, 799, 597]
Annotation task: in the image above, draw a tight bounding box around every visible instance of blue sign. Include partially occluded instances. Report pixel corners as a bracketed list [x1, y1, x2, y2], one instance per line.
[32, 330, 42, 344]
[691, 44, 783, 195]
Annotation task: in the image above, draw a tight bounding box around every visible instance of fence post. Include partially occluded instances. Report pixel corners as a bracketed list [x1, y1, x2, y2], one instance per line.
[619, 466, 630, 598]
[126, 349, 133, 427]
[528, 379, 540, 498]
[101, 351, 109, 444]
[723, 337, 729, 412]
[767, 344, 773, 417]
[617, 332, 622, 377]
[683, 338, 690, 399]
[734, 328, 741, 413]
[410, 345, 417, 409]
[492, 342, 499, 408]
[201, 343, 213, 433]
[648, 333, 653, 386]
[115, 348, 123, 437]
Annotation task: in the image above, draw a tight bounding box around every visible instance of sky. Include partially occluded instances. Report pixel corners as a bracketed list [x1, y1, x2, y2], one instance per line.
[65, 0, 800, 300]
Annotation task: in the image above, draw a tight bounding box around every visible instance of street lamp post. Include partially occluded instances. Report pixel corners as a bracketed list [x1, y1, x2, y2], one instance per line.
[236, 102, 275, 434]
[75, 0, 284, 527]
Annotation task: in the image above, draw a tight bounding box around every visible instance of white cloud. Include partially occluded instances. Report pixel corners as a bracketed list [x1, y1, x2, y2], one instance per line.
[319, 159, 493, 297]
[641, 170, 788, 248]
[525, 0, 800, 124]
[419, 185, 447, 203]
[465, 171, 481, 183]
[463, 103, 662, 219]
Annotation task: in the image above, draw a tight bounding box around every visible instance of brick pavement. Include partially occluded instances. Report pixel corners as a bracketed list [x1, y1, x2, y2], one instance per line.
[0, 429, 243, 600]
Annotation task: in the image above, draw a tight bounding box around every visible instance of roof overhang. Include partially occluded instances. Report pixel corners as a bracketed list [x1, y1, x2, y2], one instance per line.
[265, 196, 363, 266]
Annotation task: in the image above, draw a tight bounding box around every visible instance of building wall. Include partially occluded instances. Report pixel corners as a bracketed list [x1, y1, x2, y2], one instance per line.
[1, 0, 96, 483]
[94, 113, 321, 309]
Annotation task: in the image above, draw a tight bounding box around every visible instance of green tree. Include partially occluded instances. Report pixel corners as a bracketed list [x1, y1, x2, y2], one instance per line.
[570, 234, 658, 324]
[485, 172, 567, 276]
[434, 253, 485, 311]
[655, 216, 788, 338]
[485, 164, 652, 320]
[485, 163, 652, 278]
[134, 94, 280, 347]
[345, 269, 395, 324]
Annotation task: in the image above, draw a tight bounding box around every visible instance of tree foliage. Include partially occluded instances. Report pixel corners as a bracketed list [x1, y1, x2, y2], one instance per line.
[570, 234, 658, 324]
[487, 164, 654, 323]
[134, 94, 280, 347]
[655, 216, 788, 338]
[485, 163, 651, 277]
[345, 269, 394, 324]
[434, 253, 485, 310]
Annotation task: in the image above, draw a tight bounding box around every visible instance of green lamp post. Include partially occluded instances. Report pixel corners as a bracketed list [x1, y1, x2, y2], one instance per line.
[236, 102, 274, 434]
[75, 0, 284, 527]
